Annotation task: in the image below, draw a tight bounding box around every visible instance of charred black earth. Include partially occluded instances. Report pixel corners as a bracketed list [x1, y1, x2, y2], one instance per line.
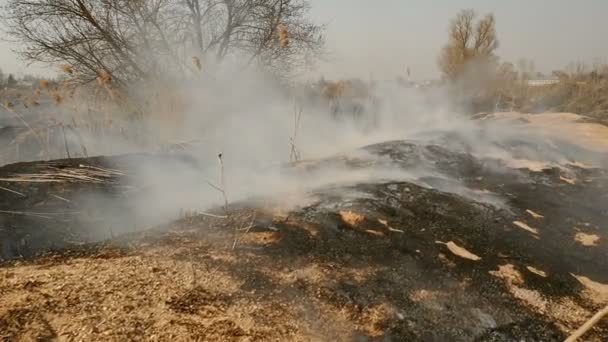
[0, 136, 607, 341]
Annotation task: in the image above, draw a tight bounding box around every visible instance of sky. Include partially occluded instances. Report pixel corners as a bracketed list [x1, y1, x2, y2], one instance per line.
[1, 0, 608, 80]
[310, 0, 608, 80]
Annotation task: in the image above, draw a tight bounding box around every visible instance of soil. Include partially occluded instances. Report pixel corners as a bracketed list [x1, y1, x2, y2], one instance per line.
[1, 130, 607, 340]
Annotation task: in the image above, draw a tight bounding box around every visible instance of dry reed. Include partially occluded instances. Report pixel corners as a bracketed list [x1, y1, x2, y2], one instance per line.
[277, 23, 289, 48]
[61, 64, 74, 74]
[97, 70, 112, 85]
[289, 99, 302, 162]
[38, 79, 50, 89]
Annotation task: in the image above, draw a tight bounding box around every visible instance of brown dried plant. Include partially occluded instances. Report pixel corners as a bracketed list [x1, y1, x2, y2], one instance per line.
[52, 93, 63, 105]
[38, 79, 50, 89]
[277, 23, 289, 48]
[60, 64, 74, 75]
[97, 70, 112, 85]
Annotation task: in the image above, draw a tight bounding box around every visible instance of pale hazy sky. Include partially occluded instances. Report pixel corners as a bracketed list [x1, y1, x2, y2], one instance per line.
[1, 0, 608, 79]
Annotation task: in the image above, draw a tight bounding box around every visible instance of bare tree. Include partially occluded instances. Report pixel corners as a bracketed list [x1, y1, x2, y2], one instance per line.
[3, 0, 324, 84]
[2, 0, 179, 84]
[438, 9, 499, 80]
[181, 0, 324, 75]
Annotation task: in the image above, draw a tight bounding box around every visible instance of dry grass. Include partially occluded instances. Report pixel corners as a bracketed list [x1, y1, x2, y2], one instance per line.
[483, 67, 608, 119]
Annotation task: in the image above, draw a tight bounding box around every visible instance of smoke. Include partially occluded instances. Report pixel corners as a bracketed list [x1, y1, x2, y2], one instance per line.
[98, 61, 586, 228]
[2, 57, 607, 245]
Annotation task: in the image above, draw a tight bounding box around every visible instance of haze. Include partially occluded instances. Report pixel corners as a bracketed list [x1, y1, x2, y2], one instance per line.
[1, 0, 608, 79]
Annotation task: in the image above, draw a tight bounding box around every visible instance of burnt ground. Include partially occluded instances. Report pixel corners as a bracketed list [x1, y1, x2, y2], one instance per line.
[0, 139, 607, 341]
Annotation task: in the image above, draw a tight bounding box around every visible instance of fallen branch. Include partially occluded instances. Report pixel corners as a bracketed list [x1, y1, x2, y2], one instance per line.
[0, 210, 80, 217]
[197, 211, 228, 219]
[0, 210, 52, 219]
[565, 304, 608, 342]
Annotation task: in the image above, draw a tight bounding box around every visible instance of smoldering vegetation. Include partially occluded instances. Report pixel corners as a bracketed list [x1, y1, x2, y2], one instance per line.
[1, 63, 607, 261]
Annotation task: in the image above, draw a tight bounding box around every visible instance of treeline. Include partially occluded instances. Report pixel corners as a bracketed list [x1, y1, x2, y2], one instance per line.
[438, 9, 608, 119]
[0, 70, 48, 89]
[0, 69, 17, 88]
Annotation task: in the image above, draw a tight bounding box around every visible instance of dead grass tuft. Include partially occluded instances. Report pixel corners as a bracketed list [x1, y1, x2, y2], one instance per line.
[52, 93, 63, 105]
[61, 64, 74, 74]
[38, 79, 50, 89]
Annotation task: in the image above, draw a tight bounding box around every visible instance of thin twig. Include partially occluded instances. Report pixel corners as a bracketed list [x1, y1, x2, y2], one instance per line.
[218, 153, 228, 213]
[51, 194, 71, 203]
[0, 186, 25, 197]
[289, 98, 303, 162]
[205, 180, 224, 193]
[232, 211, 257, 250]
[245, 211, 257, 234]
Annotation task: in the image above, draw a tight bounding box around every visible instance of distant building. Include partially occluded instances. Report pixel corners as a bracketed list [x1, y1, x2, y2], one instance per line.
[526, 78, 560, 87]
